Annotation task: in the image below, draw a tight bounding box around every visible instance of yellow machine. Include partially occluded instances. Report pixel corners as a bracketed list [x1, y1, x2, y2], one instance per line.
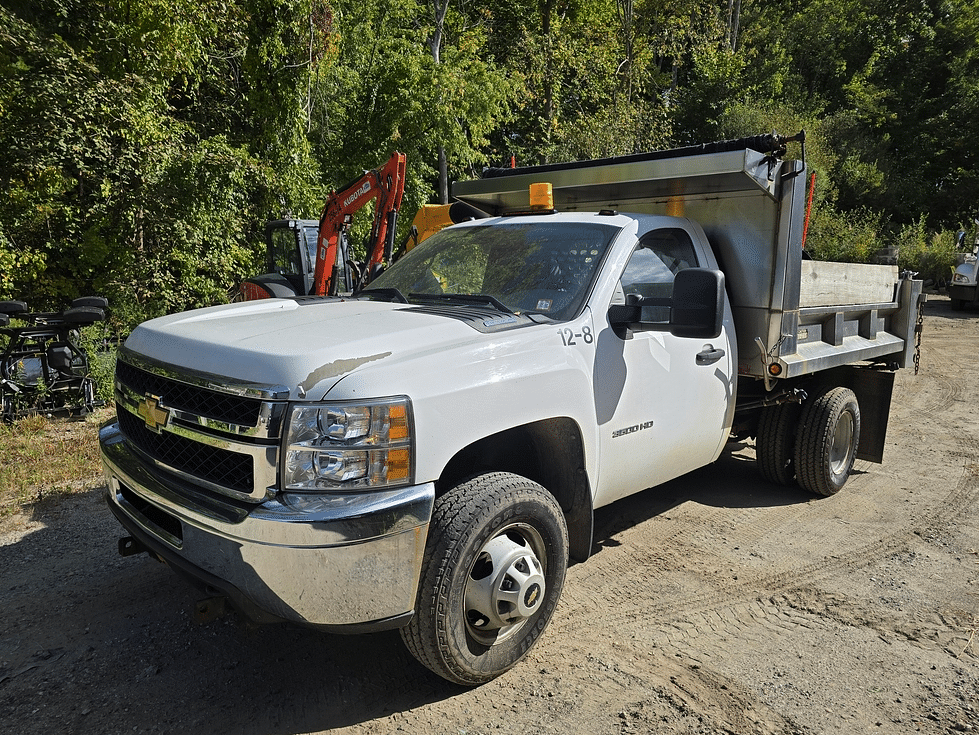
[400, 201, 489, 254]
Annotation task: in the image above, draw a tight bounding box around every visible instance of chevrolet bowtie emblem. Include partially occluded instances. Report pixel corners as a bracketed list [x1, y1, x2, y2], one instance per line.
[137, 394, 171, 433]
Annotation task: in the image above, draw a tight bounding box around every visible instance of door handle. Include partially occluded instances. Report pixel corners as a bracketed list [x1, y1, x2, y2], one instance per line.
[696, 346, 725, 365]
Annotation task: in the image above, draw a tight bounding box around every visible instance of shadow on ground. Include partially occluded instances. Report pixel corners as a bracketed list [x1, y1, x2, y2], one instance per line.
[0, 435, 819, 734]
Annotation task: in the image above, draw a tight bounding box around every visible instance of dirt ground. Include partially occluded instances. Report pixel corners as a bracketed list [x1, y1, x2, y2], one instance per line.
[2, 294, 978, 735]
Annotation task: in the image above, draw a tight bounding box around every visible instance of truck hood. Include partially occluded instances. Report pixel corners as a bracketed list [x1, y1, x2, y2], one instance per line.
[954, 258, 977, 285]
[123, 298, 522, 398]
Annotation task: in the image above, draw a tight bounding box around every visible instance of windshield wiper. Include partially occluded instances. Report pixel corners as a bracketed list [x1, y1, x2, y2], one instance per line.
[358, 287, 408, 304]
[409, 293, 515, 314]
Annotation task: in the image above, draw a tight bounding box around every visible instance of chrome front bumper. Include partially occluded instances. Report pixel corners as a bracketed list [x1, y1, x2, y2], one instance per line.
[100, 421, 434, 631]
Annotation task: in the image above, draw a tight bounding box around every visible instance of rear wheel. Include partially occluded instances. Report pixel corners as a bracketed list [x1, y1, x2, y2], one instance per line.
[756, 402, 801, 486]
[401, 472, 568, 685]
[795, 387, 861, 496]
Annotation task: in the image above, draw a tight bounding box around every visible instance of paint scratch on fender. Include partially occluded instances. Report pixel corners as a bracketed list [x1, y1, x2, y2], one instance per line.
[299, 352, 391, 395]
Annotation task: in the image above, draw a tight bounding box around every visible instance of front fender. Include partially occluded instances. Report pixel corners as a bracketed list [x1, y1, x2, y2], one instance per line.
[326, 315, 601, 492]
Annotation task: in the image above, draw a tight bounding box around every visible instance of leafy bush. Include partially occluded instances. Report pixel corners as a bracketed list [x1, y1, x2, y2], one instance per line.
[0, 2, 322, 324]
[803, 205, 884, 263]
[896, 218, 959, 286]
[78, 324, 119, 404]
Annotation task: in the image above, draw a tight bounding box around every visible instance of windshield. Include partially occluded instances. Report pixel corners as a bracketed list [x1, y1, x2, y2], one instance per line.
[364, 220, 619, 321]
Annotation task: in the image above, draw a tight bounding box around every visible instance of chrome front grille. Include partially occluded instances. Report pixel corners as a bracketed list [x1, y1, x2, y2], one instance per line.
[117, 407, 254, 494]
[113, 352, 288, 502]
[116, 360, 264, 426]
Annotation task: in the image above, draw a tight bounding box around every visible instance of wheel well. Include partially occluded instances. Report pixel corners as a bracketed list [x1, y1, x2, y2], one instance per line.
[737, 366, 894, 463]
[437, 418, 593, 562]
[809, 366, 894, 464]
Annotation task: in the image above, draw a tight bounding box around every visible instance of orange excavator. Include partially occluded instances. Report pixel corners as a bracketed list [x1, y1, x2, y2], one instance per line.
[240, 152, 407, 300]
[240, 152, 490, 300]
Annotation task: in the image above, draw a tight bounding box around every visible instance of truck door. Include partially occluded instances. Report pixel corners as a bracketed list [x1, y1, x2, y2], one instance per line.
[593, 227, 735, 508]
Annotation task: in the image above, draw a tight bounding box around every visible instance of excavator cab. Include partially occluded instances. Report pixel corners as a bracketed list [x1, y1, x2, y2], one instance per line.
[269, 220, 317, 291]
[241, 153, 406, 301]
[240, 220, 354, 300]
[239, 152, 488, 301]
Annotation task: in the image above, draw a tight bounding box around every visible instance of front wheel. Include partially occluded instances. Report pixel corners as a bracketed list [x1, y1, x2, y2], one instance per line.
[794, 387, 861, 496]
[401, 472, 569, 685]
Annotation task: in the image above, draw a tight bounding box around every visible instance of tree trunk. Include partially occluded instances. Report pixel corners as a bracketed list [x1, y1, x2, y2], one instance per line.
[437, 146, 449, 204]
[728, 0, 742, 51]
[430, 0, 448, 199]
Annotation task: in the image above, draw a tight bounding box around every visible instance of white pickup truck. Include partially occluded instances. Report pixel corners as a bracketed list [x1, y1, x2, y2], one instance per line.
[100, 133, 923, 685]
[950, 227, 979, 310]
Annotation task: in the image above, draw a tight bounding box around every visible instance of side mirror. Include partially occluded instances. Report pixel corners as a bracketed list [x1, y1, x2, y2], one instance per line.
[607, 268, 725, 339]
[670, 268, 725, 339]
[607, 298, 640, 331]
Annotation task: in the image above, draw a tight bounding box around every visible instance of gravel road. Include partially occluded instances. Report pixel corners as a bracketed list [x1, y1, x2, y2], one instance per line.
[2, 294, 977, 735]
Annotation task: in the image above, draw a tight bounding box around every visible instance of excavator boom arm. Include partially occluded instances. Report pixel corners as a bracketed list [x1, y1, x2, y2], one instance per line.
[313, 152, 407, 296]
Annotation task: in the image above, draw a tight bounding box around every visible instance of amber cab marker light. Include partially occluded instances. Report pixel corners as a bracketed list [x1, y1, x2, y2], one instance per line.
[529, 183, 553, 211]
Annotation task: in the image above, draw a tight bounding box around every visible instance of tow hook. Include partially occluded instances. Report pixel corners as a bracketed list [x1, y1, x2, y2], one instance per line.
[193, 596, 228, 625]
[118, 536, 147, 557]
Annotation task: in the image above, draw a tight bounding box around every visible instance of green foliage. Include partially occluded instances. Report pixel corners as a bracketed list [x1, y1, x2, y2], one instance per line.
[0, 231, 46, 296]
[1, 0, 975, 322]
[896, 219, 959, 286]
[310, 0, 513, 210]
[492, 0, 725, 165]
[730, 0, 979, 229]
[804, 206, 885, 264]
[78, 325, 118, 404]
[552, 98, 671, 161]
[0, 0, 324, 326]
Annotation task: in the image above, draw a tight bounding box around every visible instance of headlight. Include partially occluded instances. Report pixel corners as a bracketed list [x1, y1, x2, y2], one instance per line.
[953, 273, 970, 283]
[283, 397, 413, 491]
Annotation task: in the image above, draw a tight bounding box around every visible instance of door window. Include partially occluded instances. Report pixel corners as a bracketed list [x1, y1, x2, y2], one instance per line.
[619, 228, 699, 322]
[271, 228, 302, 276]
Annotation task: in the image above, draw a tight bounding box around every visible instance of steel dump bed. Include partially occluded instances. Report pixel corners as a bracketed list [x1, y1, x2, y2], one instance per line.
[452, 138, 922, 379]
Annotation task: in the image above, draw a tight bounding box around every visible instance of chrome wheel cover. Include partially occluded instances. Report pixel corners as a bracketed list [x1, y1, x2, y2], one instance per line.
[829, 410, 855, 476]
[464, 524, 547, 645]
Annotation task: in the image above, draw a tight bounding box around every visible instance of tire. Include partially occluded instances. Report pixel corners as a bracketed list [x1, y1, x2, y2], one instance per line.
[757, 402, 801, 486]
[951, 298, 965, 311]
[63, 306, 106, 325]
[240, 274, 298, 300]
[0, 300, 27, 315]
[71, 296, 109, 310]
[401, 472, 569, 685]
[794, 387, 861, 497]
